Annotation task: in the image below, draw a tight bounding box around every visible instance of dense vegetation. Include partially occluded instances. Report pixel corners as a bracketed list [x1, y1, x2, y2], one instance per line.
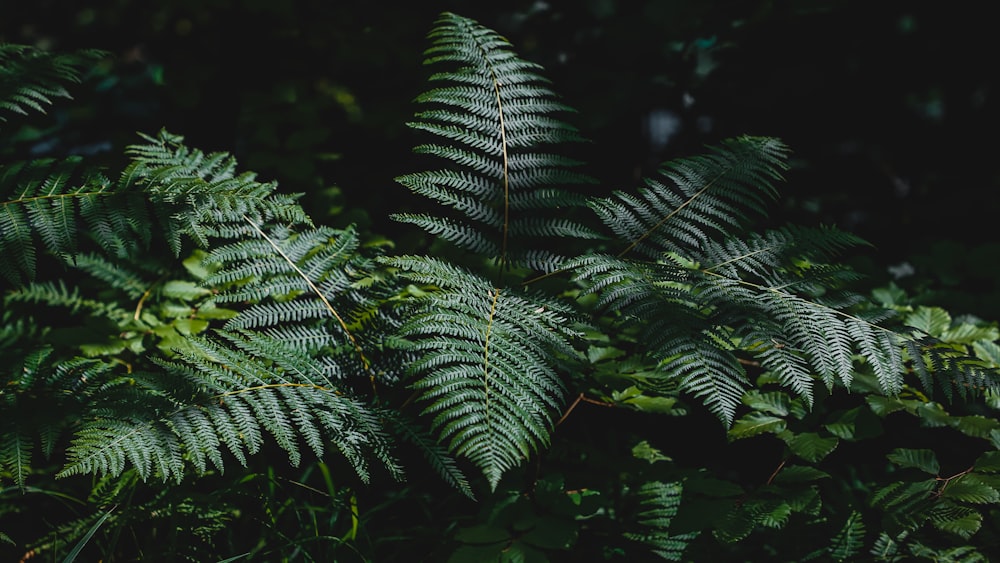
[3, 7, 1000, 562]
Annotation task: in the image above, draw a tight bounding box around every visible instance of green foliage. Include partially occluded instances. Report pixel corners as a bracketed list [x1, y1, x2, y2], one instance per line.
[2, 12, 1000, 562]
[0, 44, 106, 127]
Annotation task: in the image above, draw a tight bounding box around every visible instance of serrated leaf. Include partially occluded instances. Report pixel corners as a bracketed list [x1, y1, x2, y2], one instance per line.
[866, 395, 911, 417]
[973, 340, 1000, 368]
[742, 390, 790, 416]
[931, 510, 982, 539]
[974, 451, 1000, 473]
[886, 448, 940, 474]
[941, 323, 999, 345]
[941, 478, 1000, 504]
[905, 307, 951, 337]
[782, 432, 839, 463]
[950, 415, 1000, 439]
[772, 465, 830, 483]
[161, 280, 212, 301]
[729, 412, 786, 440]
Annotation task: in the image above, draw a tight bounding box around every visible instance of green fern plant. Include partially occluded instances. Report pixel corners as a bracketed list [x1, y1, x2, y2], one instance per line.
[3, 12, 1000, 562]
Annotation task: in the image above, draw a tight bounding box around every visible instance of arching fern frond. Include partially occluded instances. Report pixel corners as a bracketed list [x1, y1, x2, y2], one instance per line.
[124, 129, 312, 254]
[0, 44, 106, 126]
[592, 136, 788, 259]
[395, 12, 597, 272]
[59, 334, 402, 483]
[575, 139, 999, 420]
[382, 255, 580, 489]
[0, 157, 149, 284]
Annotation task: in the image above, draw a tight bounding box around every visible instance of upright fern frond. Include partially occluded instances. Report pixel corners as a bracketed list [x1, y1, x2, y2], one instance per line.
[0, 44, 106, 126]
[395, 12, 597, 271]
[382, 255, 580, 488]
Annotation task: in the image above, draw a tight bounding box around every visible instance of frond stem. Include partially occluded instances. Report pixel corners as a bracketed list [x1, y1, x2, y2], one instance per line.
[698, 267, 900, 340]
[617, 169, 728, 258]
[242, 216, 376, 389]
[482, 288, 501, 444]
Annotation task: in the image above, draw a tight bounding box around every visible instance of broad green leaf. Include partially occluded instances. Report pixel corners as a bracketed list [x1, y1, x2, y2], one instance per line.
[454, 524, 508, 544]
[931, 509, 982, 539]
[742, 390, 790, 416]
[825, 407, 883, 441]
[521, 516, 577, 550]
[973, 340, 1000, 367]
[586, 345, 626, 363]
[866, 395, 911, 417]
[950, 415, 1000, 439]
[729, 412, 786, 440]
[940, 477, 999, 504]
[632, 440, 672, 464]
[759, 501, 792, 529]
[772, 465, 830, 484]
[782, 432, 838, 463]
[905, 306, 951, 337]
[683, 476, 743, 498]
[974, 451, 1000, 473]
[623, 394, 680, 414]
[162, 280, 212, 301]
[941, 323, 999, 345]
[887, 448, 940, 474]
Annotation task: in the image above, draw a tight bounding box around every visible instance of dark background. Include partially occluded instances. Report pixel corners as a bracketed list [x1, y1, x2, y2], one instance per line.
[3, 0, 998, 315]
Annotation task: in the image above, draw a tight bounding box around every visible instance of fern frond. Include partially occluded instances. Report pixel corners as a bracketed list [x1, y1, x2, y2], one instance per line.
[0, 157, 148, 284]
[383, 411, 474, 499]
[624, 481, 697, 561]
[60, 340, 402, 483]
[123, 129, 312, 254]
[5, 279, 133, 324]
[0, 44, 106, 125]
[382, 255, 579, 488]
[592, 136, 789, 259]
[396, 12, 594, 271]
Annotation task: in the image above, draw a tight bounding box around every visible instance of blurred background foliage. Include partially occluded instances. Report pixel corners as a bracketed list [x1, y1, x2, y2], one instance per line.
[1, 0, 997, 310]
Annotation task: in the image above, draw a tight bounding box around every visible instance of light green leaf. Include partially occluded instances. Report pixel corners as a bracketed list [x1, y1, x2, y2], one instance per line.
[162, 280, 212, 301]
[905, 306, 951, 337]
[941, 323, 999, 345]
[632, 440, 672, 464]
[742, 390, 790, 416]
[973, 340, 1000, 368]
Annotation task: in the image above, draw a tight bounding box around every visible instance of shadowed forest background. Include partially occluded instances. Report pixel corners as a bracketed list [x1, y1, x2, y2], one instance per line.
[3, 0, 997, 313]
